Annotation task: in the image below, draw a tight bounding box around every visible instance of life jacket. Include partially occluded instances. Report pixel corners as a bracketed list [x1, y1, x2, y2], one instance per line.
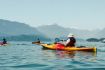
[66, 37, 76, 47]
[55, 43, 65, 50]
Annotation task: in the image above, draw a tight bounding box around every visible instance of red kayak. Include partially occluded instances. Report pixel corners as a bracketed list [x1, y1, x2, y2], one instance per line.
[0, 42, 7, 46]
[0, 42, 3, 45]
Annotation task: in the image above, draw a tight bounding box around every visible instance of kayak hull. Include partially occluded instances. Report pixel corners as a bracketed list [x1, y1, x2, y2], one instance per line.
[40, 44, 97, 52]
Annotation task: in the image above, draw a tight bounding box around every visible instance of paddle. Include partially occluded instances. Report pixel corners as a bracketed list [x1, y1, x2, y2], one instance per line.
[55, 38, 66, 42]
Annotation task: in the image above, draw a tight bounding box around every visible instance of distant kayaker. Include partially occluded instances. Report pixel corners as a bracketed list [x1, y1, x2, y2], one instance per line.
[2, 38, 7, 44]
[65, 33, 76, 47]
[37, 38, 40, 43]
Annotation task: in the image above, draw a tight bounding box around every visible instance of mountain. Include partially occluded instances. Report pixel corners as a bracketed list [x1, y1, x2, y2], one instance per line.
[65, 28, 100, 39]
[0, 19, 40, 35]
[37, 24, 103, 39]
[37, 24, 69, 38]
[0, 19, 50, 41]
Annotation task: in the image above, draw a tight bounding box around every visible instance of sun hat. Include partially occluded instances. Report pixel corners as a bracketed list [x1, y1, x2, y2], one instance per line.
[67, 33, 74, 37]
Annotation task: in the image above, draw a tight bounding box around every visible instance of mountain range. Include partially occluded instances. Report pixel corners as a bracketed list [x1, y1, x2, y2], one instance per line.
[0, 19, 105, 41]
[37, 24, 102, 39]
[0, 19, 40, 35]
[0, 19, 50, 41]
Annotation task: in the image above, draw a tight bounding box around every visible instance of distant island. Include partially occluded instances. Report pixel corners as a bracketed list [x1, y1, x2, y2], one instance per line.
[86, 38, 99, 42]
[86, 38, 105, 43]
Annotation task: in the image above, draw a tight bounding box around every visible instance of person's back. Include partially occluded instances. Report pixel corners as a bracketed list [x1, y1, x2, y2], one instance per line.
[65, 33, 76, 47]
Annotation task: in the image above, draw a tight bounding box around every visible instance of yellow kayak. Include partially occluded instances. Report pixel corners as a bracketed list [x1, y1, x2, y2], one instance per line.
[40, 43, 97, 52]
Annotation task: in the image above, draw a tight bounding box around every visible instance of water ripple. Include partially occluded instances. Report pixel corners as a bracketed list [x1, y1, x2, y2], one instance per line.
[11, 63, 48, 68]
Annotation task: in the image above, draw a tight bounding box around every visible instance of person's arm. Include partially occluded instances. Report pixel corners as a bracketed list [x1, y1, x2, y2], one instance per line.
[65, 39, 70, 46]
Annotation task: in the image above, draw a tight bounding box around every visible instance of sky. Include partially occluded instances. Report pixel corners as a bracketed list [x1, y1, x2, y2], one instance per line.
[0, 0, 105, 30]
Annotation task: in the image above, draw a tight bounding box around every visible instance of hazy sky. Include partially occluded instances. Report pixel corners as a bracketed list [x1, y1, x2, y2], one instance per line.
[0, 0, 105, 30]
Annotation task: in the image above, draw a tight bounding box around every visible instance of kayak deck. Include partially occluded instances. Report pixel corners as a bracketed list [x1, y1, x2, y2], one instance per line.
[40, 44, 97, 52]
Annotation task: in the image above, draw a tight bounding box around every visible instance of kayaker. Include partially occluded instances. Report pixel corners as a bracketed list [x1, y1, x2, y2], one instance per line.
[37, 38, 40, 43]
[65, 33, 76, 47]
[2, 38, 7, 44]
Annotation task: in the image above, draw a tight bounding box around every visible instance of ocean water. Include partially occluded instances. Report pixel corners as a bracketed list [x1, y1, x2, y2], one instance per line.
[0, 41, 105, 70]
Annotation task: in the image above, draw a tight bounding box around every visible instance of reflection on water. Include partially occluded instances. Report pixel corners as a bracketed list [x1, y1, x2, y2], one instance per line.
[42, 48, 96, 59]
[55, 51, 76, 58]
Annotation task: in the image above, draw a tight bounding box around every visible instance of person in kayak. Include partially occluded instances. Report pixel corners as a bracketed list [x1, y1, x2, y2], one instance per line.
[65, 33, 76, 47]
[2, 38, 7, 44]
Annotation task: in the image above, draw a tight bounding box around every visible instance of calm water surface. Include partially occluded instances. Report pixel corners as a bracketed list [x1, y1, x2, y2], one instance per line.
[0, 41, 105, 70]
